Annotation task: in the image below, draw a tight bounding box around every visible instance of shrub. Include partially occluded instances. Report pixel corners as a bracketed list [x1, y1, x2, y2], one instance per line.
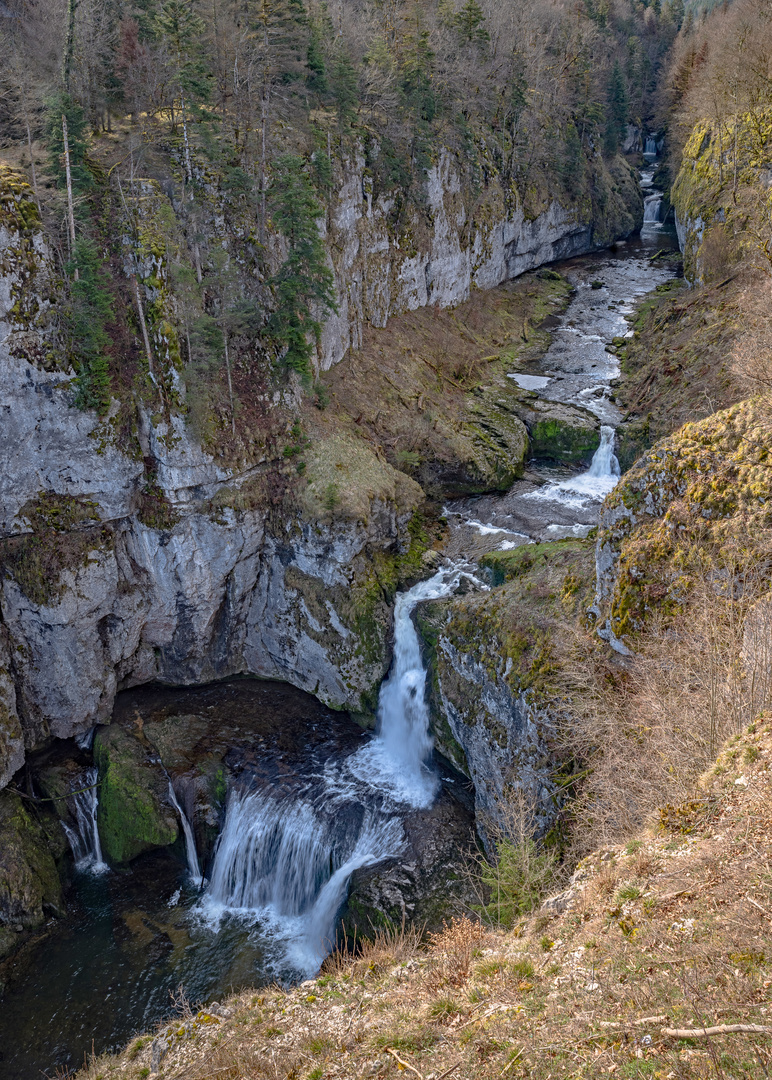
[479, 838, 559, 928]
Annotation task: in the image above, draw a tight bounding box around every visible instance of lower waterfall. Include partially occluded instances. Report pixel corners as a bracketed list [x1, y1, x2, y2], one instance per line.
[201, 790, 404, 972]
[199, 565, 476, 973]
[62, 767, 109, 874]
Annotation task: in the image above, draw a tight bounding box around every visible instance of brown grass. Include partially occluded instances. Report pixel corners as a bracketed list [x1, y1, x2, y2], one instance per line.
[75, 722, 772, 1080]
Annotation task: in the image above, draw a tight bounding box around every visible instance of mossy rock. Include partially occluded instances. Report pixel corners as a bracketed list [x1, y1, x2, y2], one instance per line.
[500, 388, 600, 466]
[529, 417, 598, 464]
[0, 790, 63, 952]
[94, 725, 178, 865]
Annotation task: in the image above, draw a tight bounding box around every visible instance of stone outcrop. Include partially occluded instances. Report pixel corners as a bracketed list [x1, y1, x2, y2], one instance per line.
[592, 397, 772, 645]
[320, 149, 642, 368]
[0, 151, 640, 791]
[0, 789, 64, 957]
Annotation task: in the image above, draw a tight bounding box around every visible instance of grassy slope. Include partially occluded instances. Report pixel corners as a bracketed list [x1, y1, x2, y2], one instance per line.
[311, 272, 574, 494]
[614, 272, 743, 471]
[78, 722, 772, 1080]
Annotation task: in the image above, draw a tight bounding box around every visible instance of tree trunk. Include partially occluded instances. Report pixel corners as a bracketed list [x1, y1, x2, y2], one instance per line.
[180, 91, 193, 183]
[62, 114, 79, 280]
[260, 87, 268, 247]
[132, 275, 155, 381]
[223, 330, 236, 436]
[25, 119, 42, 217]
[63, 0, 78, 91]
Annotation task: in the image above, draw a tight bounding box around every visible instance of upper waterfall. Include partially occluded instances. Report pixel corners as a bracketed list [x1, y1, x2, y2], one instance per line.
[344, 566, 479, 808]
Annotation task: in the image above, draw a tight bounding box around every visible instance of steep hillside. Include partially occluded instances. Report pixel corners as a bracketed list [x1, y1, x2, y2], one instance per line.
[74, 721, 772, 1080]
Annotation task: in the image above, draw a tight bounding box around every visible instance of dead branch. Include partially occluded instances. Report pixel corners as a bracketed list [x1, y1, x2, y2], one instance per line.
[661, 1023, 772, 1038]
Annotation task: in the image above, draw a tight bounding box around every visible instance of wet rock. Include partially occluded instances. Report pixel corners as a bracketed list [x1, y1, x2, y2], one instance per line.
[341, 785, 477, 936]
[514, 398, 600, 465]
[0, 790, 63, 957]
[93, 725, 178, 865]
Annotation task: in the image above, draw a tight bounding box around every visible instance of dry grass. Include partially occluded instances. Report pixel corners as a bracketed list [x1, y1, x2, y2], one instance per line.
[74, 723, 772, 1080]
[558, 543, 772, 859]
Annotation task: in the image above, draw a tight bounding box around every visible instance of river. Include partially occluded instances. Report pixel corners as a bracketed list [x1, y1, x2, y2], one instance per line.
[0, 164, 679, 1080]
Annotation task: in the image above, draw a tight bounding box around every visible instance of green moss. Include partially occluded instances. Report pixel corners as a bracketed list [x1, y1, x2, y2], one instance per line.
[0, 525, 114, 606]
[0, 790, 63, 950]
[94, 726, 178, 865]
[529, 417, 599, 465]
[599, 397, 772, 640]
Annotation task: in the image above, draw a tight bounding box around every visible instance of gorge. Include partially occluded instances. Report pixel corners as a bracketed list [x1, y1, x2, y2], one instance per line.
[2, 0, 772, 1076]
[0, 152, 679, 1078]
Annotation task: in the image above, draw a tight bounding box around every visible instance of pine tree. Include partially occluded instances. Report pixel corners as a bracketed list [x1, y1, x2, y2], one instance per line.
[45, 93, 91, 192]
[154, 0, 210, 181]
[401, 27, 436, 123]
[603, 60, 629, 156]
[330, 47, 358, 130]
[268, 155, 337, 377]
[453, 0, 489, 47]
[69, 238, 114, 414]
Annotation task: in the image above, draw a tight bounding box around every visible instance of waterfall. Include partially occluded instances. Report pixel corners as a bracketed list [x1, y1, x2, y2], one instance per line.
[523, 425, 620, 505]
[345, 566, 477, 808]
[201, 790, 404, 973]
[644, 135, 658, 156]
[168, 782, 203, 885]
[586, 425, 621, 482]
[62, 768, 109, 874]
[643, 193, 663, 223]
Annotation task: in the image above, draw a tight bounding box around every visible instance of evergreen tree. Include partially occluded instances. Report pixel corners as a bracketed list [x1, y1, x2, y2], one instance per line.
[306, 20, 328, 96]
[453, 0, 489, 47]
[268, 155, 337, 377]
[45, 93, 91, 192]
[401, 27, 436, 123]
[69, 238, 114, 414]
[330, 48, 358, 130]
[154, 0, 210, 180]
[603, 60, 629, 156]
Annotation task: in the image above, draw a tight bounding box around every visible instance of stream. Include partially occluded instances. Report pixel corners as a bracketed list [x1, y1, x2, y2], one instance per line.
[0, 161, 679, 1080]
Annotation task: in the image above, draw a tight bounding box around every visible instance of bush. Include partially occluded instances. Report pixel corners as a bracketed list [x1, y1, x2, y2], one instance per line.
[479, 838, 559, 928]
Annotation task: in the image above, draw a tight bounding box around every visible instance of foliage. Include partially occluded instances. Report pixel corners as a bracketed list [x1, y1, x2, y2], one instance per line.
[68, 238, 114, 413]
[44, 93, 91, 193]
[268, 154, 337, 376]
[154, 0, 210, 105]
[479, 838, 559, 928]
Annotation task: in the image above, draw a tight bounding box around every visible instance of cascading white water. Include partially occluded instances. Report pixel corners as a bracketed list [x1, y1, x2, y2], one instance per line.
[62, 768, 108, 874]
[522, 424, 621, 506]
[198, 563, 477, 975]
[345, 566, 477, 808]
[201, 790, 404, 973]
[168, 782, 203, 885]
[644, 135, 658, 155]
[643, 193, 663, 223]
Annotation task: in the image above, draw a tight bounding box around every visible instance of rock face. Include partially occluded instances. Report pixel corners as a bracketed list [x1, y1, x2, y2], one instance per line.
[320, 149, 641, 368]
[416, 592, 560, 851]
[593, 397, 772, 646]
[0, 153, 640, 792]
[0, 790, 64, 956]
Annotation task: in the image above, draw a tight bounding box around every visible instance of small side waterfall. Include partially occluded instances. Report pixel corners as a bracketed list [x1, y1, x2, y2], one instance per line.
[62, 768, 109, 874]
[586, 425, 621, 482]
[523, 424, 621, 506]
[168, 782, 203, 885]
[202, 790, 404, 972]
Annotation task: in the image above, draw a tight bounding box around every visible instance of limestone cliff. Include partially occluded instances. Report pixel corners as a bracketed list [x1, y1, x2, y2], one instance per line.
[0, 147, 641, 790]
